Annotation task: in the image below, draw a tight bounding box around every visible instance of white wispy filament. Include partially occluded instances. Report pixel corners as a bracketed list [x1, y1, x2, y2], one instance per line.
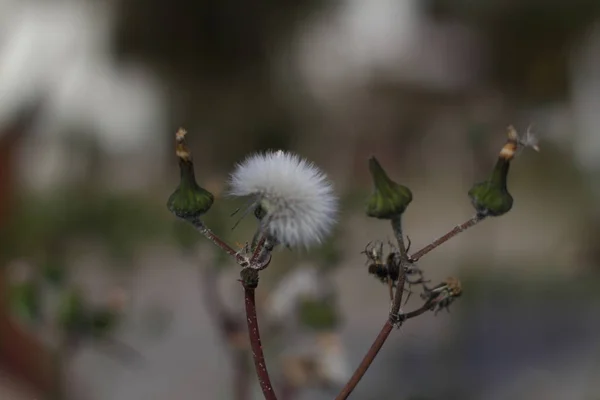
[229, 150, 337, 248]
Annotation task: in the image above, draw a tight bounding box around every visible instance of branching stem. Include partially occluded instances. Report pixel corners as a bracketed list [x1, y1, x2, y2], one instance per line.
[187, 216, 246, 263]
[409, 214, 485, 262]
[335, 217, 410, 400]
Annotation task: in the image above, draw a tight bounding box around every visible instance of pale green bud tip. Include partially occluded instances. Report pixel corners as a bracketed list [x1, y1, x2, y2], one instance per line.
[167, 128, 214, 218]
[365, 156, 412, 219]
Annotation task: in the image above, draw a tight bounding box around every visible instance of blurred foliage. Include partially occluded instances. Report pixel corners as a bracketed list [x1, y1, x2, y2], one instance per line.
[57, 289, 87, 333]
[298, 297, 341, 331]
[42, 258, 67, 287]
[9, 280, 41, 325]
[57, 288, 121, 339]
[0, 187, 173, 267]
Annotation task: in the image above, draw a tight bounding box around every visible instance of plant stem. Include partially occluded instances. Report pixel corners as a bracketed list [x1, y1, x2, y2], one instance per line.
[335, 240, 408, 400]
[243, 283, 277, 400]
[409, 214, 485, 262]
[391, 215, 407, 259]
[390, 216, 407, 317]
[189, 216, 245, 263]
[250, 236, 266, 265]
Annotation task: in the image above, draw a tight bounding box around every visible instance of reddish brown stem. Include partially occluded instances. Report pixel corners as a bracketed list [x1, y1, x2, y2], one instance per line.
[336, 234, 408, 400]
[243, 285, 277, 400]
[190, 216, 246, 264]
[250, 236, 266, 265]
[409, 214, 484, 262]
[335, 217, 415, 400]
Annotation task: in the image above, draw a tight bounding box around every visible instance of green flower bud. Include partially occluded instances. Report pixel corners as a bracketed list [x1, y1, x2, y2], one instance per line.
[365, 157, 412, 219]
[468, 157, 513, 217]
[167, 129, 214, 218]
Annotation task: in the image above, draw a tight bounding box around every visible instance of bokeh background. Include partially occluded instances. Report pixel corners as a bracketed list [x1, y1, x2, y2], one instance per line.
[1, 0, 599, 399]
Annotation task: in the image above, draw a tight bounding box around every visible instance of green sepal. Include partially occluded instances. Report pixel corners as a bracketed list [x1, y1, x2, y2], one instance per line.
[365, 157, 412, 219]
[167, 159, 214, 219]
[468, 158, 513, 217]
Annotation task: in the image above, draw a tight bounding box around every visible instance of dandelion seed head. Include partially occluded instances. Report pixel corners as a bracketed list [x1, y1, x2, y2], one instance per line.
[228, 150, 338, 248]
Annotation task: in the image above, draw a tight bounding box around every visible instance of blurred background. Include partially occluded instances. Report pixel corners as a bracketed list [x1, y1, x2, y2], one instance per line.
[1, 0, 599, 399]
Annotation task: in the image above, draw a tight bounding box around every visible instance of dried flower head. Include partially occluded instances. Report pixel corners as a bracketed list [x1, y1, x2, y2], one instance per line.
[229, 150, 337, 248]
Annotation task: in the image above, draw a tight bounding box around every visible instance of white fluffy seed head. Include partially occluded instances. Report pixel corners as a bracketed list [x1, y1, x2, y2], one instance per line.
[228, 150, 338, 248]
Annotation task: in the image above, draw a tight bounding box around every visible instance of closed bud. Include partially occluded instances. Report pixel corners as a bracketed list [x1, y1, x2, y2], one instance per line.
[468, 158, 513, 217]
[167, 128, 214, 219]
[468, 127, 518, 217]
[365, 157, 412, 219]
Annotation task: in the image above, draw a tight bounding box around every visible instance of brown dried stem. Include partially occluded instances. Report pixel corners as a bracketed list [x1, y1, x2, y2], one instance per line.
[335, 219, 410, 400]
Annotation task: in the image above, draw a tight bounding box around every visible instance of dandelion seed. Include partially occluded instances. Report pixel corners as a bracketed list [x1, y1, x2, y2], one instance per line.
[228, 150, 338, 248]
[520, 124, 540, 152]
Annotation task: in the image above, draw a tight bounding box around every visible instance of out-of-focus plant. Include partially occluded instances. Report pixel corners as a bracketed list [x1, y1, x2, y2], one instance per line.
[167, 126, 538, 399]
[169, 139, 347, 399]
[2, 146, 178, 399]
[6, 258, 134, 400]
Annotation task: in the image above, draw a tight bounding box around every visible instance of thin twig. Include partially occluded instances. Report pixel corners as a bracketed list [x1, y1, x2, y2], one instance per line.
[335, 228, 408, 400]
[387, 279, 394, 301]
[408, 214, 485, 262]
[391, 215, 407, 259]
[250, 236, 266, 265]
[243, 280, 278, 400]
[390, 216, 407, 318]
[189, 216, 246, 263]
